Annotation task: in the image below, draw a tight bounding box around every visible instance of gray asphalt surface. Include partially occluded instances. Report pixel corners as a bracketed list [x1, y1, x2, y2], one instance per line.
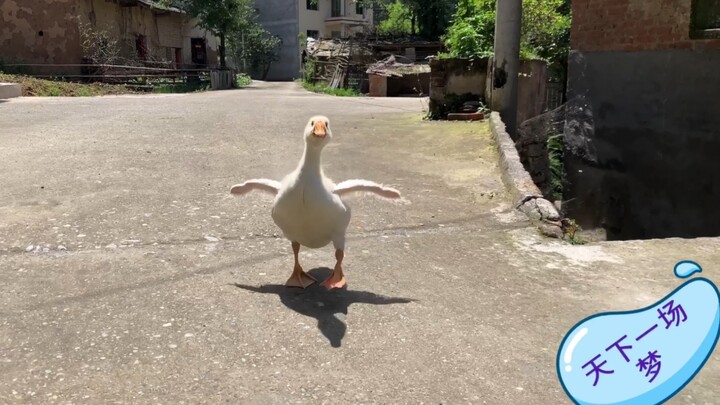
[1, 82, 718, 404]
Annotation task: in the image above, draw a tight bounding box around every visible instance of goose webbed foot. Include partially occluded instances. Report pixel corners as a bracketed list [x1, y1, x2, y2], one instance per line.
[286, 265, 317, 288]
[321, 249, 346, 289]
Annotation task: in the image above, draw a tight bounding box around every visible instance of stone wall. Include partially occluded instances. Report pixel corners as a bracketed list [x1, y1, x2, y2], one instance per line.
[516, 105, 566, 198]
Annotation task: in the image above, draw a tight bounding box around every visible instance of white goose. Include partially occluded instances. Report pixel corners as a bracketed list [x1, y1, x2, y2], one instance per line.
[230, 115, 401, 289]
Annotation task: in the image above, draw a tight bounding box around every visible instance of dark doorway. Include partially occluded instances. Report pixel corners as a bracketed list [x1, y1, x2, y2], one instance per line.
[174, 48, 182, 68]
[191, 38, 207, 66]
[135, 34, 148, 60]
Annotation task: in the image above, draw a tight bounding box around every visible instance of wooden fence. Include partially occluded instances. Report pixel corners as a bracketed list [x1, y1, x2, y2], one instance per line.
[545, 81, 564, 112]
[1, 63, 212, 87]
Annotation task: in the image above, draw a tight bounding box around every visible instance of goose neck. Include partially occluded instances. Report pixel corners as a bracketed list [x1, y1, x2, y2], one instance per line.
[300, 145, 323, 176]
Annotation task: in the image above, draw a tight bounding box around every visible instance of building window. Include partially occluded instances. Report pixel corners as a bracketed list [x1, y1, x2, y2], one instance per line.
[307, 30, 319, 39]
[356, 1, 364, 15]
[690, 0, 720, 39]
[331, 0, 342, 17]
[306, 0, 318, 11]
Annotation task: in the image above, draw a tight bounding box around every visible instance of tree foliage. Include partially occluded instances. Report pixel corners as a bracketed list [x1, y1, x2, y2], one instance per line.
[376, 0, 413, 36]
[167, 0, 280, 73]
[167, 0, 281, 77]
[372, 0, 452, 40]
[441, 0, 495, 58]
[167, 0, 249, 68]
[228, 27, 281, 80]
[443, 0, 570, 64]
[408, 0, 453, 40]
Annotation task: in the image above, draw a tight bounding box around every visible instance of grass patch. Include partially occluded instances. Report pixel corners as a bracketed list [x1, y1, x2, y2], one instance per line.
[0, 73, 136, 97]
[0, 74, 218, 96]
[301, 81, 360, 97]
[152, 82, 209, 94]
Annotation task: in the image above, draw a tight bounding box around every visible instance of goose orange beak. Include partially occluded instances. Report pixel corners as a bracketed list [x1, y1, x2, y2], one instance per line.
[312, 121, 327, 138]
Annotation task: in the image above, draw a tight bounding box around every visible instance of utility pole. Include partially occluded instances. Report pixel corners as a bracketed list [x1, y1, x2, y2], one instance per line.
[491, 0, 522, 139]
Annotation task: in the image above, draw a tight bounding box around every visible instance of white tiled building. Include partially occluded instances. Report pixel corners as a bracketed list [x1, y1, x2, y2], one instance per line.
[255, 0, 374, 80]
[300, 0, 373, 40]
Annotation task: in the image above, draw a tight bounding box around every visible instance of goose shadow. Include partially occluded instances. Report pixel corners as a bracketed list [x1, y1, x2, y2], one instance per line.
[232, 267, 416, 348]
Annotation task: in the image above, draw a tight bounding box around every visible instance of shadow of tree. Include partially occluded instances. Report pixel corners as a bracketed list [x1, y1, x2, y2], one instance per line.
[232, 268, 415, 348]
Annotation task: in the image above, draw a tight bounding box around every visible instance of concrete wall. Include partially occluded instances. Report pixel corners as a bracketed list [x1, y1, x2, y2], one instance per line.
[565, 0, 720, 240]
[79, 0, 160, 60]
[387, 72, 429, 96]
[79, 0, 189, 63]
[1, 0, 196, 73]
[257, 0, 300, 80]
[0, 0, 83, 74]
[516, 60, 547, 126]
[429, 57, 488, 115]
[429, 57, 546, 121]
[182, 18, 219, 67]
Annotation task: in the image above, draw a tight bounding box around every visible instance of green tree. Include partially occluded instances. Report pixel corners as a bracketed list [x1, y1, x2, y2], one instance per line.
[368, 0, 453, 39]
[442, 0, 495, 58]
[521, 0, 571, 63]
[408, 0, 453, 40]
[167, 0, 254, 68]
[443, 0, 570, 64]
[228, 26, 281, 80]
[377, 0, 413, 36]
[167, 0, 281, 77]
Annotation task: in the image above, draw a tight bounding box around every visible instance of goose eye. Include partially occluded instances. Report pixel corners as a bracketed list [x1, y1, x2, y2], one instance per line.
[310, 121, 314, 126]
[325, 122, 329, 127]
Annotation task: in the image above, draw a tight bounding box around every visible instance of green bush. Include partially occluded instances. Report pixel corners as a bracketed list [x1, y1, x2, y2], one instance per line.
[236, 73, 252, 87]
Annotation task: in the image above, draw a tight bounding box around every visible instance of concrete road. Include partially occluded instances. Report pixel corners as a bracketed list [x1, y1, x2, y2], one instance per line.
[1, 82, 718, 404]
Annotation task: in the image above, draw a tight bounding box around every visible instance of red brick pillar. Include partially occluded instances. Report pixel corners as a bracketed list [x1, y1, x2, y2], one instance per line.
[368, 74, 387, 97]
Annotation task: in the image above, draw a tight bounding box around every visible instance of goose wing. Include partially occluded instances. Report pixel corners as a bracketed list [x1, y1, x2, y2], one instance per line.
[333, 179, 401, 199]
[230, 179, 282, 196]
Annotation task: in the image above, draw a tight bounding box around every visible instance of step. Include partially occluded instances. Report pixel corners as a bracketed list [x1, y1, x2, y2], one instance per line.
[0, 83, 22, 99]
[447, 112, 485, 121]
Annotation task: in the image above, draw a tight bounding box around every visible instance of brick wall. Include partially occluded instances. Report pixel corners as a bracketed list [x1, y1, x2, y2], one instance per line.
[572, 0, 720, 52]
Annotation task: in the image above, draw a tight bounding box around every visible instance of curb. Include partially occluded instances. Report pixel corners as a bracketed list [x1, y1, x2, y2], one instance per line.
[0, 83, 22, 99]
[488, 112, 563, 238]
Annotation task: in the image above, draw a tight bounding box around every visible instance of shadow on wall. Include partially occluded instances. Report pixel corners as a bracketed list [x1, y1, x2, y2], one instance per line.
[232, 267, 415, 348]
[563, 49, 720, 240]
